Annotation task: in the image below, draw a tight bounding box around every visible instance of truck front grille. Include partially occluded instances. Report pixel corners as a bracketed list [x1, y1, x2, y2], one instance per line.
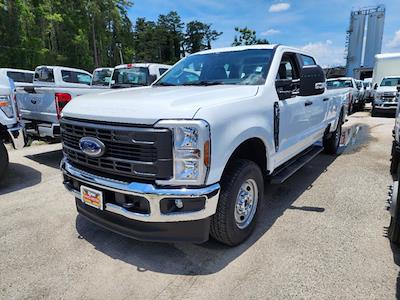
[60, 118, 173, 181]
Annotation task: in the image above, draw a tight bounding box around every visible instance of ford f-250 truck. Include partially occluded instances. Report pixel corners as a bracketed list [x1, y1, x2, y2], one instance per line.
[60, 45, 347, 246]
[17, 66, 105, 141]
[0, 75, 25, 180]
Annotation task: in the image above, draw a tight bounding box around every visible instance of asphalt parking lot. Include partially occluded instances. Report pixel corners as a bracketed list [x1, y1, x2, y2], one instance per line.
[0, 111, 399, 299]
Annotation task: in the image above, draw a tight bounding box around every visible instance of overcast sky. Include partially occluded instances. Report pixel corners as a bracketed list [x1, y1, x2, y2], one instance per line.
[128, 0, 400, 67]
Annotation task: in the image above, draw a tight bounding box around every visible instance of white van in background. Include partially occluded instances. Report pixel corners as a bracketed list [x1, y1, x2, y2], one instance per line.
[372, 53, 400, 91]
[110, 63, 171, 88]
[92, 67, 113, 88]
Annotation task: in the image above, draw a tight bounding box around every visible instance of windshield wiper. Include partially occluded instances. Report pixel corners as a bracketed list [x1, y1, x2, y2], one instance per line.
[183, 81, 225, 86]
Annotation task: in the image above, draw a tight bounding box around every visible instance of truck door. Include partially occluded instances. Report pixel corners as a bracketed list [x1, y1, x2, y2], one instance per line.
[298, 54, 327, 139]
[274, 52, 311, 165]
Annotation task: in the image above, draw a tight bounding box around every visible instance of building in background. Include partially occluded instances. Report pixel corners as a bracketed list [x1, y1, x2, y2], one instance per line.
[345, 5, 385, 79]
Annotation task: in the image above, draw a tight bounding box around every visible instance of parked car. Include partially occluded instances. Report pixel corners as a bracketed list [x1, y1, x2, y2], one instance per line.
[16, 66, 106, 141]
[0, 75, 25, 180]
[0, 68, 34, 89]
[110, 63, 171, 88]
[363, 78, 373, 103]
[387, 86, 400, 243]
[60, 45, 348, 246]
[326, 77, 360, 113]
[372, 76, 400, 117]
[91, 67, 113, 88]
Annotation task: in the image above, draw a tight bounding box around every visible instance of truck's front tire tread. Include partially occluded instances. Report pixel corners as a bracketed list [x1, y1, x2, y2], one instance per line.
[0, 142, 9, 181]
[389, 163, 400, 244]
[323, 112, 343, 155]
[210, 159, 264, 246]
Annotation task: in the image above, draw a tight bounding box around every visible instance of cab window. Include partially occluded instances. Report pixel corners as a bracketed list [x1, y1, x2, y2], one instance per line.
[276, 54, 300, 80]
[34, 67, 54, 82]
[61, 70, 91, 85]
[300, 55, 316, 66]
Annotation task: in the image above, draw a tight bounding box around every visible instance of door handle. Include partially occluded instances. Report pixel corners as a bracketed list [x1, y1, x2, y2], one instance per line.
[305, 100, 313, 106]
[323, 98, 330, 102]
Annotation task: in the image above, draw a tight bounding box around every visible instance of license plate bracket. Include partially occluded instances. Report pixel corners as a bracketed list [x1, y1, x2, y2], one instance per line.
[80, 185, 103, 210]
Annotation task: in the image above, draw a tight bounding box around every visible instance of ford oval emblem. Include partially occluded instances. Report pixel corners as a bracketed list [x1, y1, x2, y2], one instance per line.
[79, 137, 106, 158]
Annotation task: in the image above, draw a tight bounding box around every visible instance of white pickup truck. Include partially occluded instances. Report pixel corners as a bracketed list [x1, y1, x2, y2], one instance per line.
[110, 63, 171, 89]
[17, 66, 106, 141]
[0, 75, 25, 180]
[372, 76, 400, 116]
[60, 45, 347, 245]
[326, 77, 360, 113]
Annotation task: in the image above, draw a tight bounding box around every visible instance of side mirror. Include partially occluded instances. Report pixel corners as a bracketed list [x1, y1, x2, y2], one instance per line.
[275, 79, 294, 100]
[374, 83, 378, 90]
[299, 65, 325, 96]
[148, 74, 157, 84]
[397, 85, 400, 93]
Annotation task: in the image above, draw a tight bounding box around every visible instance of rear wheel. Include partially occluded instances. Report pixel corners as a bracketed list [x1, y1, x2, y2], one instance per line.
[0, 141, 9, 181]
[210, 159, 264, 246]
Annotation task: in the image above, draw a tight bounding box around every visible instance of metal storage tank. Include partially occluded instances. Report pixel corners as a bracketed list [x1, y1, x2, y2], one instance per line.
[345, 12, 366, 77]
[364, 9, 385, 68]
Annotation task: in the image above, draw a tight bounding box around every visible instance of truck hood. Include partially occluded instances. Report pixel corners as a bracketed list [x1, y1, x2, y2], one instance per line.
[61, 85, 260, 125]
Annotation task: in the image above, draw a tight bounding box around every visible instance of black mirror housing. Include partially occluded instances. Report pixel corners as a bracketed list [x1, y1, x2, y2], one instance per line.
[299, 65, 325, 96]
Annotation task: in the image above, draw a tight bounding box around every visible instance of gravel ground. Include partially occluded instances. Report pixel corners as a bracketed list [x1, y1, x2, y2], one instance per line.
[0, 111, 399, 299]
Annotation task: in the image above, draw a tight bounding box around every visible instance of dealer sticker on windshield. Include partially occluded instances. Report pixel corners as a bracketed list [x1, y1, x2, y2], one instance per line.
[81, 186, 103, 210]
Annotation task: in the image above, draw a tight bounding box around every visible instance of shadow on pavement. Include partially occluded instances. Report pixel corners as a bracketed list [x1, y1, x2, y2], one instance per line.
[75, 153, 337, 275]
[0, 163, 42, 196]
[25, 150, 63, 169]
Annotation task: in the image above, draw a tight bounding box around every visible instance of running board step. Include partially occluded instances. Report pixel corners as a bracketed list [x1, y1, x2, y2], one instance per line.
[269, 145, 324, 184]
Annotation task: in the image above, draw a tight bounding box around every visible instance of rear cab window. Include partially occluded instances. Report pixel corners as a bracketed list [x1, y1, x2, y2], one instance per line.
[7, 71, 33, 83]
[34, 67, 54, 83]
[61, 70, 92, 85]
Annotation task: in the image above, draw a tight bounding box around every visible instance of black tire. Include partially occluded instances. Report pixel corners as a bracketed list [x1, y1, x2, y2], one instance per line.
[389, 164, 400, 244]
[371, 106, 379, 117]
[323, 113, 343, 155]
[0, 141, 9, 181]
[391, 142, 400, 176]
[210, 159, 264, 246]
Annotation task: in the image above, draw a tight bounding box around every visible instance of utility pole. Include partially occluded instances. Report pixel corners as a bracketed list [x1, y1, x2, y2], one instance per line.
[116, 42, 123, 64]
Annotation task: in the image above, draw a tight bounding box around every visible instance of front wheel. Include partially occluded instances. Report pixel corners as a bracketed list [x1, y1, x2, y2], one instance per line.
[323, 113, 343, 155]
[210, 159, 264, 246]
[388, 165, 400, 244]
[0, 141, 9, 181]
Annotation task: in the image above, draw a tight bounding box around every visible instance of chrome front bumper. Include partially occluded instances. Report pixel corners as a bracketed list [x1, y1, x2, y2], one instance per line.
[61, 159, 220, 223]
[7, 124, 25, 150]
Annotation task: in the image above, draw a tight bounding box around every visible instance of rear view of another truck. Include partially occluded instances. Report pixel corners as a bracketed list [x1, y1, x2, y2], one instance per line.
[17, 66, 105, 142]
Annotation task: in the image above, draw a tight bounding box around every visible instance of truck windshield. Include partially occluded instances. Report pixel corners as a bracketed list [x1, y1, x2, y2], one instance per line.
[154, 49, 273, 86]
[111, 67, 149, 88]
[326, 79, 353, 89]
[92, 69, 113, 86]
[380, 78, 400, 87]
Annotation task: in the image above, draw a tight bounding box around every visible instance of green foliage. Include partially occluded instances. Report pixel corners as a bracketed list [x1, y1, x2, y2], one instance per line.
[0, 3, 223, 71]
[232, 27, 269, 46]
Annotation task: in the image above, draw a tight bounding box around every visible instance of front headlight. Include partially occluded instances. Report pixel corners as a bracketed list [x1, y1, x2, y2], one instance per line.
[155, 120, 211, 185]
[0, 95, 14, 118]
